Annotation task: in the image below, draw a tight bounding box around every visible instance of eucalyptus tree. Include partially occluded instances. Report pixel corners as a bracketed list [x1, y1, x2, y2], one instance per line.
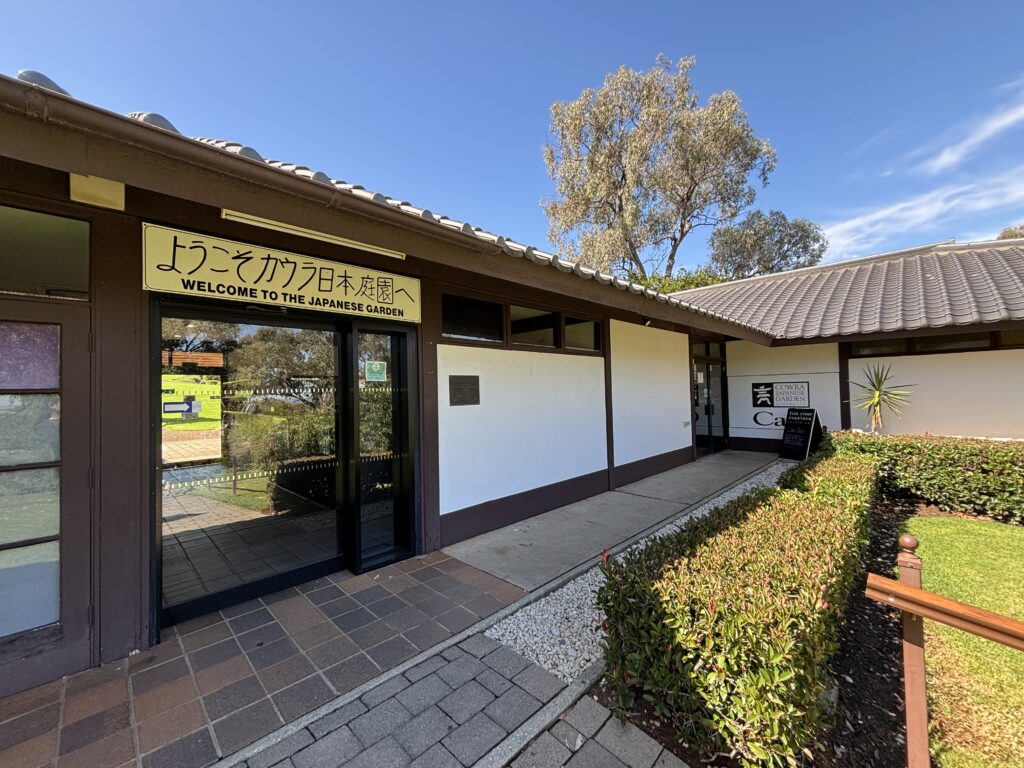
[543, 55, 776, 279]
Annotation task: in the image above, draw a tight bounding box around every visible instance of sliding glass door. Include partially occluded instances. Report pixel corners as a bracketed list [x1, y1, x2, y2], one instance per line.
[158, 309, 416, 623]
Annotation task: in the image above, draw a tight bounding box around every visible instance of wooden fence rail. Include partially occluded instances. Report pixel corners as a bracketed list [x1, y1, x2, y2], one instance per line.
[864, 534, 1024, 768]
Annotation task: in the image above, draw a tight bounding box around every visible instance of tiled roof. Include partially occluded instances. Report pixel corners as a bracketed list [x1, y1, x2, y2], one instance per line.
[672, 241, 1024, 340]
[9, 70, 771, 338]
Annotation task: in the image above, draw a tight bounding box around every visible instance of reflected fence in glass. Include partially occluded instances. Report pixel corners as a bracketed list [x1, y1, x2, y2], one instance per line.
[159, 318, 340, 608]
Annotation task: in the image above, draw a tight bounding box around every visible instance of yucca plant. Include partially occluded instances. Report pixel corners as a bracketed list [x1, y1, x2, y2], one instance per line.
[851, 363, 913, 433]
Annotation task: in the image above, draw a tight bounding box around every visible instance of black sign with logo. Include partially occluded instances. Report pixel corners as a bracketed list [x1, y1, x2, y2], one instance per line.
[780, 407, 823, 460]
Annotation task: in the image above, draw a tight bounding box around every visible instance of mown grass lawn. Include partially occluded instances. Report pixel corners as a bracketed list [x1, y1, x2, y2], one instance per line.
[904, 515, 1024, 768]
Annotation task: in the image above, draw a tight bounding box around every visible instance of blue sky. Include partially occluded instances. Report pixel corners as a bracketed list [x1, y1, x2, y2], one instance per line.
[5, 1, 1024, 269]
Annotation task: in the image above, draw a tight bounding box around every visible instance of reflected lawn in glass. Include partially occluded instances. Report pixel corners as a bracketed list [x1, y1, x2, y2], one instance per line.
[0, 394, 60, 466]
[0, 468, 59, 546]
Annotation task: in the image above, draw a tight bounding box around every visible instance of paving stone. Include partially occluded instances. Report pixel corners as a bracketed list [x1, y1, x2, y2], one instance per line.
[308, 699, 368, 739]
[550, 720, 585, 752]
[563, 696, 610, 738]
[247, 638, 300, 671]
[565, 739, 627, 768]
[272, 675, 335, 721]
[322, 653, 379, 694]
[653, 749, 691, 768]
[350, 585, 391, 605]
[141, 727, 218, 768]
[476, 668, 514, 697]
[394, 705, 458, 758]
[435, 606, 478, 634]
[360, 673, 410, 709]
[366, 635, 418, 669]
[512, 731, 572, 768]
[204, 675, 266, 721]
[348, 619, 397, 650]
[438, 680, 495, 725]
[441, 712, 507, 766]
[291, 726, 362, 768]
[404, 621, 452, 651]
[404, 656, 446, 683]
[366, 595, 406, 618]
[213, 698, 284, 754]
[305, 635, 360, 670]
[483, 686, 542, 731]
[383, 605, 431, 633]
[246, 729, 314, 768]
[512, 664, 565, 703]
[345, 736, 411, 768]
[435, 654, 485, 689]
[228, 608, 275, 635]
[409, 743, 461, 768]
[441, 646, 466, 662]
[330, 607, 376, 634]
[595, 717, 663, 768]
[481, 646, 530, 679]
[349, 698, 413, 748]
[457, 633, 501, 659]
[396, 674, 453, 716]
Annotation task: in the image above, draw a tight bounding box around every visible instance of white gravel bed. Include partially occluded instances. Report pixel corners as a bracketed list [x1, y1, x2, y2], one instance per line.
[486, 461, 795, 682]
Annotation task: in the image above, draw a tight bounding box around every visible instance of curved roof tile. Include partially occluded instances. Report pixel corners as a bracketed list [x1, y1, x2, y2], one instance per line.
[673, 241, 1024, 339]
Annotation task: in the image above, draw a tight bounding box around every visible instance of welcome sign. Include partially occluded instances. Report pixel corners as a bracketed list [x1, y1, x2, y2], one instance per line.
[142, 224, 420, 323]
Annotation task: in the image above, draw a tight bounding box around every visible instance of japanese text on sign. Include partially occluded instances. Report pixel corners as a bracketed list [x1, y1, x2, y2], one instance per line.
[142, 224, 420, 323]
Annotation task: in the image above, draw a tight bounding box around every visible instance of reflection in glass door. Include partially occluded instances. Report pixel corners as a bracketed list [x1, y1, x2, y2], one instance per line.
[355, 331, 412, 570]
[692, 353, 727, 457]
[159, 316, 340, 617]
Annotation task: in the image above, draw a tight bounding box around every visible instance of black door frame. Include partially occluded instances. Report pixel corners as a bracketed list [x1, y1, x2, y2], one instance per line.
[347, 322, 419, 575]
[690, 340, 730, 457]
[150, 297, 419, 632]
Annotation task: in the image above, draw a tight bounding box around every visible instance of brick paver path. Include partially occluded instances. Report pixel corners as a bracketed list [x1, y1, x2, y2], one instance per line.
[512, 694, 690, 768]
[239, 633, 567, 768]
[0, 554, 525, 768]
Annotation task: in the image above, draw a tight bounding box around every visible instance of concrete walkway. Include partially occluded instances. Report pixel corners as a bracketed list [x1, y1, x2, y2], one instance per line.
[444, 451, 775, 590]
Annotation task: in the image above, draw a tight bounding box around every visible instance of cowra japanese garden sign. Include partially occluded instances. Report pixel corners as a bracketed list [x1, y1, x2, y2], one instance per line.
[142, 224, 421, 322]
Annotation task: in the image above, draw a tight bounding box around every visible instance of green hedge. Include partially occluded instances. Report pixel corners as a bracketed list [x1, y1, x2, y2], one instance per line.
[597, 449, 878, 766]
[832, 432, 1024, 524]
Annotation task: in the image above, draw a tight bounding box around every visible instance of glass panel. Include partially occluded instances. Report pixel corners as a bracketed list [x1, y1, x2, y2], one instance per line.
[510, 306, 557, 346]
[708, 361, 726, 447]
[0, 394, 60, 467]
[1000, 329, 1024, 347]
[692, 361, 711, 456]
[691, 339, 706, 357]
[707, 342, 723, 358]
[565, 318, 599, 351]
[0, 468, 59, 546]
[358, 332, 407, 564]
[851, 339, 909, 357]
[0, 542, 59, 637]
[160, 318, 339, 607]
[0, 322, 59, 389]
[0, 205, 89, 300]
[442, 294, 504, 342]
[914, 333, 991, 353]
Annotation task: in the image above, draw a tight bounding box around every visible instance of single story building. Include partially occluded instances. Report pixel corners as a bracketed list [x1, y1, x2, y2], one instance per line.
[0, 70, 1021, 697]
[673, 242, 1024, 447]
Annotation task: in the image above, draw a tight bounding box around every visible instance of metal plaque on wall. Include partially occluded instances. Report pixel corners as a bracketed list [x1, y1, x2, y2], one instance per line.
[449, 375, 480, 406]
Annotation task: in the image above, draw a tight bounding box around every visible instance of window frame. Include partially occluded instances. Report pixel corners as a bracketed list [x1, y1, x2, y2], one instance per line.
[438, 287, 604, 357]
[847, 329, 1024, 358]
[0, 201, 92, 303]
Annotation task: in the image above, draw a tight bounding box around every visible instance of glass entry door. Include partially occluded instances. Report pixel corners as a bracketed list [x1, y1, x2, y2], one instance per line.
[351, 330, 414, 572]
[158, 311, 416, 623]
[692, 355, 727, 457]
[159, 314, 342, 620]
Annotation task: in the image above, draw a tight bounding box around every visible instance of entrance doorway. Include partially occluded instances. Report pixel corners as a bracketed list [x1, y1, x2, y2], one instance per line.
[691, 339, 728, 457]
[156, 307, 415, 625]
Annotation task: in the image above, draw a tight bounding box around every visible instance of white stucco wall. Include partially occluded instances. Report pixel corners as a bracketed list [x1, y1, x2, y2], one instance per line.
[726, 341, 842, 441]
[854, 349, 1024, 438]
[436, 344, 607, 514]
[609, 320, 692, 466]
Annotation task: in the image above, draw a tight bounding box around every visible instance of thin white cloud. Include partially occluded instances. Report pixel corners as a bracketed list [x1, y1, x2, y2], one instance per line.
[916, 89, 1024, 174]
[824, 164, 1024, 260]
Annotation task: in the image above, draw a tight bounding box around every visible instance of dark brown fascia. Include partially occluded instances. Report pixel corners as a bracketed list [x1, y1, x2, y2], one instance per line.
[768, 318, 1024, 347]
[0, 75, 774, 345]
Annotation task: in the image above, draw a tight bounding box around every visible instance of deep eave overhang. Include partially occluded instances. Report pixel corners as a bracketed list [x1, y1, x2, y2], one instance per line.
[0, 75, 775, 345]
